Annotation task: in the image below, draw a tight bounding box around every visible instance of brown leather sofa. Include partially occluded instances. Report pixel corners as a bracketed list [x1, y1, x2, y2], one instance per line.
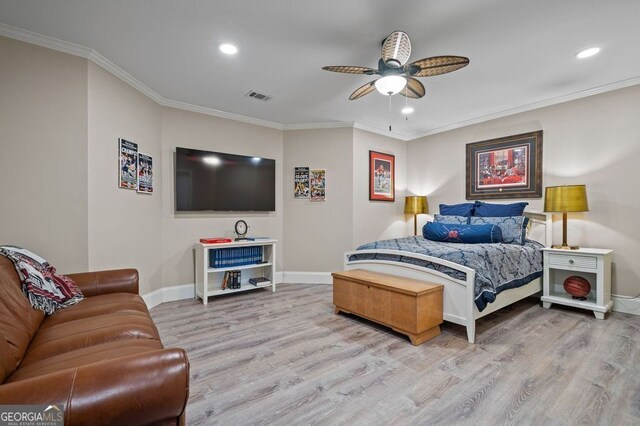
[0, 256, 189, 425]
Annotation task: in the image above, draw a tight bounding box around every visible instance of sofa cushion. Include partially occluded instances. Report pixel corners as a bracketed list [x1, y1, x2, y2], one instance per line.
[6, 339, 164, 383]
[21, 311, 160, 366]
[41, 293, 149, 327]
[0, 257, 45, 380]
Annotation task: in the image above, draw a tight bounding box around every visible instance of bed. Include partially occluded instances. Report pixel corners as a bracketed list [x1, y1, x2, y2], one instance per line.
[343, 211, 551, 343]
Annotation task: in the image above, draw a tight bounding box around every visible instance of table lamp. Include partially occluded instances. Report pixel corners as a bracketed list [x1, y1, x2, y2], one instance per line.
[543, 185, 589, 249]
[404, 195, 429, 236]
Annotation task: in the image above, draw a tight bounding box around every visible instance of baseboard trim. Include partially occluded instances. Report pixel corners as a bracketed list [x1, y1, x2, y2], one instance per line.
[612, 295, 640, 315]
[281, 271, 332, 284]
[143, 284, 194, 309]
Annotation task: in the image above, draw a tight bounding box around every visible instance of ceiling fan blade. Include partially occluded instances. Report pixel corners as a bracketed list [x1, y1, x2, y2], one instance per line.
[349, 80, 377, 100]
[400, 78, 426, 99]
[322, 65, 377, 75]
[407, 56, 470, 77]
[381, 31, 411, 68]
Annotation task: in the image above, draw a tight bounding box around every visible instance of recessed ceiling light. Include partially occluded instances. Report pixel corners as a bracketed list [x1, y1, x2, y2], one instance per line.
[219, 43, 238, 55]
[402, 107, 414, 114]
[576, 47, 600, 59]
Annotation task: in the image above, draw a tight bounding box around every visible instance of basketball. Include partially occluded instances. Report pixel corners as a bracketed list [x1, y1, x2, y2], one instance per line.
[563, 276, 591, 298]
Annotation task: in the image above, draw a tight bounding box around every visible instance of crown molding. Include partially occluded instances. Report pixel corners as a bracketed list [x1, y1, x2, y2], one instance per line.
[0, 22, 90, 57]
[160, 98, 284, 130]
[0, 23, 283, 130]
[353, 123, 410, 141]
[282, 122, 409, 141]
[3, 22, 639, 141]
[404, 75, 640, 141]
[283, 121, 354, 130]
[86, 50, 165, 104]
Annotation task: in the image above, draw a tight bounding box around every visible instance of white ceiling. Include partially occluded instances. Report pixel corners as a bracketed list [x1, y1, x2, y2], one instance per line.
[1, 0, 639, 139]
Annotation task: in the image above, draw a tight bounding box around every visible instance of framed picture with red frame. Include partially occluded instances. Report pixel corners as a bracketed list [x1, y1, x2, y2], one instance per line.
[369, 150, 395, 202]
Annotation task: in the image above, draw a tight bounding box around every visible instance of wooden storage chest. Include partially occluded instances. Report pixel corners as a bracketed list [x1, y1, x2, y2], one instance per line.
[332, 269, 444, 345]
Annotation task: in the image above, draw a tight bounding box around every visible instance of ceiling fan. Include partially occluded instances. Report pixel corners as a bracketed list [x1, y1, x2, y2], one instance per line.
[322, 31, 469, 100]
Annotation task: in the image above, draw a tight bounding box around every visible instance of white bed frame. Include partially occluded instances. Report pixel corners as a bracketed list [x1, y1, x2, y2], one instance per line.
[343, 211, 552, 344]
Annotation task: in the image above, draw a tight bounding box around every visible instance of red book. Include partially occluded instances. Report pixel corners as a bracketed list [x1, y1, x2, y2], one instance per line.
[199, 238, 233, 244]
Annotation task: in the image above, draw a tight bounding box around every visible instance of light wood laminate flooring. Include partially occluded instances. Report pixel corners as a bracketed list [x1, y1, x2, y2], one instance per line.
[151, 284, 640, 425]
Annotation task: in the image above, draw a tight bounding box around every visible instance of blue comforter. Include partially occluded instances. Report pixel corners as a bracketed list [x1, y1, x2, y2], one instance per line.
[349, 237, 543, 311]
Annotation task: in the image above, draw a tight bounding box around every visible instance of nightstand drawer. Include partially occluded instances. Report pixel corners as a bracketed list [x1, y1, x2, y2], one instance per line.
[548, 253, 597, 270]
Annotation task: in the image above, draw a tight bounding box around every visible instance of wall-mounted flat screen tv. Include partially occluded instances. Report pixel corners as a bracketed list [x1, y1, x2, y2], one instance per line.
[175, 147, 276, 212]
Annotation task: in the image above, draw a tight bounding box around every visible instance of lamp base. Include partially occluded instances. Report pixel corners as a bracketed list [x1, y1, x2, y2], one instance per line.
[550, 244, 580, 250]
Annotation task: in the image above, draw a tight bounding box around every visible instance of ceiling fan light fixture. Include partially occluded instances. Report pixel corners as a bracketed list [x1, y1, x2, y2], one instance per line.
[401, 106, 414, 114]
[375, 75, 407, 95]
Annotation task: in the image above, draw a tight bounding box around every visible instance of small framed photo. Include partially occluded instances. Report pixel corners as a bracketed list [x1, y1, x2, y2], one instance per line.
[310, 169, 326, 201]
[294, 166, 310, 198]
[137, 153, 153, 194]
[369, 150, 395, 202]
[466, 131, 543, 199]
[118, 138, 138, 190]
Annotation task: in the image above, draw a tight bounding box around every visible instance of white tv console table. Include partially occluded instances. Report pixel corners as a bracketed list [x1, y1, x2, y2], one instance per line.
[194, 239, 277, 305]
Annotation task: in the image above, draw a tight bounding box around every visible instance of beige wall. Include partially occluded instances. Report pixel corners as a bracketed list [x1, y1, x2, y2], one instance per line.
[87, 62, 163, 295]
[283, 128, 354, 272]
[282, 128, 409, 273]
[1, 36, 285, 293]
[352, 129, 408, 247]
[407, 85, 640, 297]
[160, 108, 284, 287]
[0, 37, 89, 273]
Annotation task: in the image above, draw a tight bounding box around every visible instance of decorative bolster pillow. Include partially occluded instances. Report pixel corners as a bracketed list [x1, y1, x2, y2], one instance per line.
[423, 222, 503, 244]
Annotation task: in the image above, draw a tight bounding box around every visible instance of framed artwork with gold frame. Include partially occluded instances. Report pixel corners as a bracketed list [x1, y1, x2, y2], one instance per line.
[466, 130, 543, 200]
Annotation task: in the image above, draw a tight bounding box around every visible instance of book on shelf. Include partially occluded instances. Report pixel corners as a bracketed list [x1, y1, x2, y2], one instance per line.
[210, 246, 263, 268]
[222, 270, 242, 289]
[200, 238, 233, 244]
[249, 277, 271, 287]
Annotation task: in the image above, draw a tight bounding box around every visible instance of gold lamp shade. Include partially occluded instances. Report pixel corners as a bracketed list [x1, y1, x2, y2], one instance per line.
[405, 196, 429, 236]
[544, 185, 589, 213]
[544, 185, 588, 249]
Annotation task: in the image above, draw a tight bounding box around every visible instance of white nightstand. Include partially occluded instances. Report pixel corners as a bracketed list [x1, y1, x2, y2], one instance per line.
[541, 247, 613, 319]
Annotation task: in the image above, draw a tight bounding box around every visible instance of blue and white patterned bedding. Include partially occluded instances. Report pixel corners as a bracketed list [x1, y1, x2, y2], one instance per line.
[349, 237, 544, 311]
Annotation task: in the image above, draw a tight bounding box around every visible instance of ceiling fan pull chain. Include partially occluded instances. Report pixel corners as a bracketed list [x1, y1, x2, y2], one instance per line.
[388, 94, 392, 132]
[405, 93, 409, 121]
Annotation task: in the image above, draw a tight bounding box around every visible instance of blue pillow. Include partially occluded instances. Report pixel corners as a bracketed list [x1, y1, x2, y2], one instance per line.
[439, 203, 475, 216]
[423, 222, 503, 244]
[473, 201, 528, 217]
[470, 216, 529, 245]
[433, 214, 469, 225]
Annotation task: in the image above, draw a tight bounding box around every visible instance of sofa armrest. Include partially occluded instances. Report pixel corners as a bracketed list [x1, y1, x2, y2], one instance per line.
[0, 348, 189, 425]
[66, 269, 139, 296]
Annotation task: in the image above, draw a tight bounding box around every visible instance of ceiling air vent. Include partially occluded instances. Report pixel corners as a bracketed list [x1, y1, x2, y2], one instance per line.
[245, 90, 272, 102]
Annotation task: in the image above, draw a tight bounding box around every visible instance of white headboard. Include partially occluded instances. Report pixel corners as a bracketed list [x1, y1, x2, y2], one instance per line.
[524, 211, 552, 247]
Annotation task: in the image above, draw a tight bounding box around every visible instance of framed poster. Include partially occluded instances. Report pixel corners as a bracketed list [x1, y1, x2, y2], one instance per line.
[118, 138, 138, 190]
[369, 150, 395, 202]
[310, 169, 326, 201]
[294, 166, 310, 198]
[137, 153, 153, 194]
[466, 130, 543, 199]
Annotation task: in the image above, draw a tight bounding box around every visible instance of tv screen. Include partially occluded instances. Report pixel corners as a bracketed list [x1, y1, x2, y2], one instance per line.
[175, 147, 276, 212]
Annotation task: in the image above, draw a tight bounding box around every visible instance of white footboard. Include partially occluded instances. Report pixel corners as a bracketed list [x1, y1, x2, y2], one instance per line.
[344, 249, 543, 344]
